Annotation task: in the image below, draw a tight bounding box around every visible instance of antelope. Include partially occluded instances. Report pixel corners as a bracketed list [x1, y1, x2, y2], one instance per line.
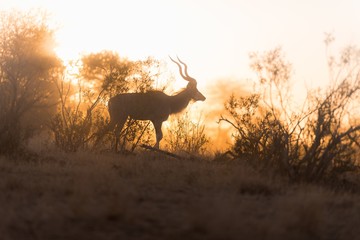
[108, 57, 206, 151]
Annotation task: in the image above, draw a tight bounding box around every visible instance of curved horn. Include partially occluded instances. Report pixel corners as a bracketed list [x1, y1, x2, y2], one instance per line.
[176, 57, 192, 79]
[169, 56, 195, 82]
[169, 56, 188, 81]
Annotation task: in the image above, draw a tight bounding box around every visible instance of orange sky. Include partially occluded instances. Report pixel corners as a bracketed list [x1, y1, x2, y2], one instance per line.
[2, 0, 359, 150]
[2, 0, 359, 90]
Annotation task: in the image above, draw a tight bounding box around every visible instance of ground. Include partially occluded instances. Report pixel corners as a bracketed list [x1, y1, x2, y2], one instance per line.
[1, 151, 360, 240]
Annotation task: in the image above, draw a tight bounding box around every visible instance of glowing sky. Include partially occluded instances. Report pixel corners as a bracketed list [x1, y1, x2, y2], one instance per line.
[1, 0, 359, 150]
[1, 0, 359, 91]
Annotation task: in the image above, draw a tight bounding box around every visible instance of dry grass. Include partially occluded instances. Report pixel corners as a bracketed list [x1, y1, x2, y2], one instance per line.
[1, 151, 360, 240]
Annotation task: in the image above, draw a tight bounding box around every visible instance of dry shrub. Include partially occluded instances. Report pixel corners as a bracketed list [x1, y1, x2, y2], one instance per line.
[220, 45, 360, 182]
[165, 112, 209, 156]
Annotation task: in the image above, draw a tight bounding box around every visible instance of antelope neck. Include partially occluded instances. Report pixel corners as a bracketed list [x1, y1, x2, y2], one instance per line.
[169, 88, 192, 114]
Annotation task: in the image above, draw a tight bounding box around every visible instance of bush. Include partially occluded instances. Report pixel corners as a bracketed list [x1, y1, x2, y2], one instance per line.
[165, 112, 209, 156]
[220, 44, 360, 182]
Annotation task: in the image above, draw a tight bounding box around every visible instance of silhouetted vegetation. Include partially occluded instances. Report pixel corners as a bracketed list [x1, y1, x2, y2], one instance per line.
[1, 10, 358, 175]
[49, 53, 163, 152]
[0, 10, 209, 156]
[0, 11, 62, 154]
[165, 112, 209, 155]
[220, 44, 360, 182]
[1, 10, 358, 181]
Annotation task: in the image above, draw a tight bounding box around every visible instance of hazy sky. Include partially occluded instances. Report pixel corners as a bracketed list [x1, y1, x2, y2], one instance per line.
[1, 0, 359, 91]
[1, 0, 359, 149]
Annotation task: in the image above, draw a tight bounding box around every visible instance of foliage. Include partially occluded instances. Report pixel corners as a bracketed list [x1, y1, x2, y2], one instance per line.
[49, 52, 163, 152]
[165, 112, 209, 155]
[49, 69, 100, 152]
[220, 94, 284, 167]
[0, 11, 62, 154]
[220, 44, 360, 182]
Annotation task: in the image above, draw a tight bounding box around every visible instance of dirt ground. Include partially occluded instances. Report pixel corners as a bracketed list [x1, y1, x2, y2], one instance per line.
[1, 151, 360, 240]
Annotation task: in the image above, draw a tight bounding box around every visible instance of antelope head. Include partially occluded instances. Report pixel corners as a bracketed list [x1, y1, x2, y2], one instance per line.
[169, 56, 206, 101]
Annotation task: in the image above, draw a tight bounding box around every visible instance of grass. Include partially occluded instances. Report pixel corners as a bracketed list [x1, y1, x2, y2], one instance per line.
[1, 151, 360, 240]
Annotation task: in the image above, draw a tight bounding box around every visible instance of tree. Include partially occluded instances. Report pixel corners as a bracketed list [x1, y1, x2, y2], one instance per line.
[50, 52, 164, 152]
[0, 10, 62, 154]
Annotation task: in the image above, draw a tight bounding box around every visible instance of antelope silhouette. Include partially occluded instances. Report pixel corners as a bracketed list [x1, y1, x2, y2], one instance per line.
[108, 57, 205, 150]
